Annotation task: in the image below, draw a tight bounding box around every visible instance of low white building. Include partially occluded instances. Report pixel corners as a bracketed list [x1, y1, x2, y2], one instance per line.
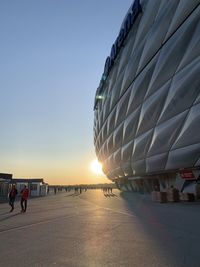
[12, 178, 48, 197]
[0, 173, 12, 198]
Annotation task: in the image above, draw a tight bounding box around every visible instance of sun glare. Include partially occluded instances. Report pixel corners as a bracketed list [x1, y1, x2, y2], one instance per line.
[90, 159, 103, 175]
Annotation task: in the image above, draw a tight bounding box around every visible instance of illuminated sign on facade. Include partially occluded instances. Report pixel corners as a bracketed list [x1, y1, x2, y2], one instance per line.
[103, 0, 142, 78]
[94, 0, 142, 109]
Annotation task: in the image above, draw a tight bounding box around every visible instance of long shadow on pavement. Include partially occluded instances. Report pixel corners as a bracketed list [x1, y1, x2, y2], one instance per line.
[64, 193, 78, 197]
[103, 193, 117, 198]
[64, 192, 86, 197]
[0, 212, 21, 222]
[0, 211, 10, 216]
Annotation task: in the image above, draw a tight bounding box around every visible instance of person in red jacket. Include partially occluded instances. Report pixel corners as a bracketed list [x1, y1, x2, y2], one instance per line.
[20, 185, 29, 213]
[8, 184, 18, 212]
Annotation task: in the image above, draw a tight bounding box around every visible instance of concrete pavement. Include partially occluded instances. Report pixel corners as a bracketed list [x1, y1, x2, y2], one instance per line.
[0, 189, 200, 267]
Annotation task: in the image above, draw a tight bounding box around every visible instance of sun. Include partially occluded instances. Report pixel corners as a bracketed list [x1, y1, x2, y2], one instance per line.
[90, 159, 103, 175]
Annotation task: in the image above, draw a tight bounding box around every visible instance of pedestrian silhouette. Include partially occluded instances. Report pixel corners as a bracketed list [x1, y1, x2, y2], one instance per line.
[20, 185, 29, 213]
[8, 185, 18, 212]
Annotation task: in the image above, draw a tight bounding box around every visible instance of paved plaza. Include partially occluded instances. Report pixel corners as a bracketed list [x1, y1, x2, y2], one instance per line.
[0, 189, 200, 267]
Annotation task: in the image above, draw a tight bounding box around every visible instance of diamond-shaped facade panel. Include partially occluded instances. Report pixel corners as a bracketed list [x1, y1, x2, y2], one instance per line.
[94, 0, 200, 182]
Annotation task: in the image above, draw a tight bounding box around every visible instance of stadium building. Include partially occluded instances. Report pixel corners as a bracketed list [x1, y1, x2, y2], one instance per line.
[93, 0, 200, 193]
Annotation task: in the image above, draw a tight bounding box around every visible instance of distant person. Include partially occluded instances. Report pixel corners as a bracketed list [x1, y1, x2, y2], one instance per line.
[54, 187, 57, 194]
[8, 185, 18, 212]
[20, 185, 29, 213]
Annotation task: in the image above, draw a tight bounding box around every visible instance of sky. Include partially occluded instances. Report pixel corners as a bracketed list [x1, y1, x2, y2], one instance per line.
[0, 0, 133, 185]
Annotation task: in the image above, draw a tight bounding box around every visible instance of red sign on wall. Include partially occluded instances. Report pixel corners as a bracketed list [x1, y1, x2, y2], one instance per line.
[180, 170, 195, 179]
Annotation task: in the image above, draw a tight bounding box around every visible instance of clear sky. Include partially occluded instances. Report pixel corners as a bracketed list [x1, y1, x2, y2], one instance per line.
[0, 0, 133, 185]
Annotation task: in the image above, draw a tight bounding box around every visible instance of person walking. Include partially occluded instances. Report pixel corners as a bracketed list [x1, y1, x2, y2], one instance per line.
[54, 187, 57, 194]
[20, 185, 29, 213]
[8, 185, 18, 212]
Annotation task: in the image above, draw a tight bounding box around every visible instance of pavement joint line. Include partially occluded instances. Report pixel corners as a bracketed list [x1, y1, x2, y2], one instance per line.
[0, 192, 137, 235]
[78, 197, 136, 218]
[0, 208, 100, 235]
[103, 207, 136, 218]
[0, 204, 136, 235]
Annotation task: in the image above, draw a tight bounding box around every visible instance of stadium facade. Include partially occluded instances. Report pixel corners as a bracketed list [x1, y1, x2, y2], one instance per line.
[94, 0, 200, 192]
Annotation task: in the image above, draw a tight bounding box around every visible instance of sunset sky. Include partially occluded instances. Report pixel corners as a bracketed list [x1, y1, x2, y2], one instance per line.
[0, 0, 133, 185]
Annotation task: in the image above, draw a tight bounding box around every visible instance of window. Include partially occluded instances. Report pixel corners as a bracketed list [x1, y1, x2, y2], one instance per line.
[30, 184, 38, 191]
